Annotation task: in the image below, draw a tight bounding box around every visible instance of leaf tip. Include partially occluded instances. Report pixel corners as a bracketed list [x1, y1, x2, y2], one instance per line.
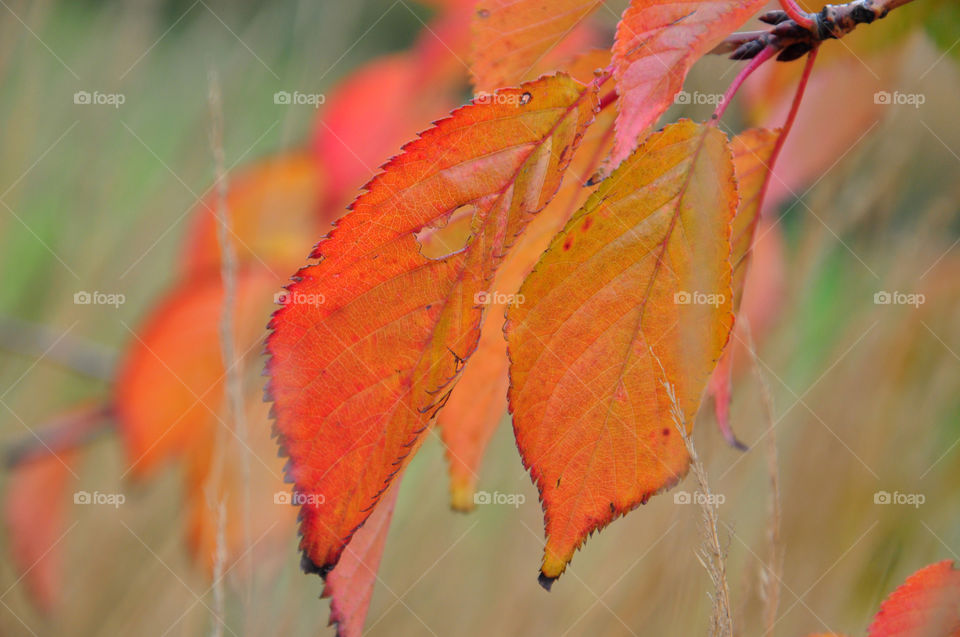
[449, 479, 476, 513]
[537, 572, 556, 592]
[300, 551, 332, 578]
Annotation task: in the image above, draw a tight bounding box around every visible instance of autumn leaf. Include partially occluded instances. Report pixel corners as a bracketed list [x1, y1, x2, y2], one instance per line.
[180, 151, 327, 277]
[506, 119, 736, 584]
[867, 560, 960, 637]
[727, 128, 779, 307]
[114, 268, 279, 478]
[322, 480, 401, 637]
[610, 0, 766, 165]
[708, 127, 778, 447]
[266, 73, 599, 575]
[3, 451, 77, 611]
[115, 267, 290, 572]
[470, 0, 605, 92]
[438, 50, 615, 510]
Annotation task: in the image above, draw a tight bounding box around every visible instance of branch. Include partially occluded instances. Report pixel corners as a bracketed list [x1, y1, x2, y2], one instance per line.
[5, 402, 113, 467]
[712, 0, 921, 61]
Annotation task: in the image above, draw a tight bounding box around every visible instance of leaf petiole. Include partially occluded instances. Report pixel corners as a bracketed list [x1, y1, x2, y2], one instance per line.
[711, 45, 777, 123]
[778, 0, 816, 30]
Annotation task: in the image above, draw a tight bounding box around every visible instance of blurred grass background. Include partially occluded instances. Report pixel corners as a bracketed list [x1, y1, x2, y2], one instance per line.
[0, 0, 959, 635]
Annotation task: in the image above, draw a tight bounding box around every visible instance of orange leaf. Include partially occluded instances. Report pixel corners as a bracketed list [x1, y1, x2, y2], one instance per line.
[728, 128, 779, 309]
[470, 1, 605, 92]
[437, 310, 511, 511]
[180, 151, 327, 277]
[322, 480, 401, 637]
[610, 0, 766, 165]
[709, 127, 778, 447]
[115, 268, 292, 574]
[506, 119, 736, 584]
[438, 53, 615, 509]
[266, 74, 599, 574]
[4, 451, 77, 611]
[867, 560, 960, 637]
[114, 268, 278, 478]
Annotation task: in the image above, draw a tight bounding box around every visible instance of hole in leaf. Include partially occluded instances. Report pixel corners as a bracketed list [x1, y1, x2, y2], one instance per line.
[415, 204, 475, 259]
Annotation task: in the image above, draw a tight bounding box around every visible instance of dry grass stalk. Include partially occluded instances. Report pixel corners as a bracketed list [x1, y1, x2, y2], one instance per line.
[211, 500, 227, 637]
[207, 67, 252, 603]
[742, 320, 782, 635]
[651, 348, 734, 637]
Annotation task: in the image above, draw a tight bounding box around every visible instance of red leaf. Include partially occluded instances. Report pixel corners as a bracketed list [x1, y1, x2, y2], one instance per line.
[311, 54, 459, 208]
[115, 268, 278, 477]
[868, 560, 960, 637]
[115, 268, 293, 572]
[323, 481, 401, 637]
[610, 0, 766, 165]
[4, 451, 77, 611]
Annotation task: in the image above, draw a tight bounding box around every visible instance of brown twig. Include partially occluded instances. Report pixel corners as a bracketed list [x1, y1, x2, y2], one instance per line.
[712, 0, 920, 62]
[0, 315, 115, 381]
[4, 401, 113, 467]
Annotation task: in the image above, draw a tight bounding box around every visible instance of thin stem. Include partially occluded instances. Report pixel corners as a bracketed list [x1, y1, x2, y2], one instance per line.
[5, 402, 113, 466]
[712, 45, 777, 123]
[207, 66, 254, 598]
[754, 46, 818, 218]
[779, 0, 815, 30]
[597, 89, 617, 113]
